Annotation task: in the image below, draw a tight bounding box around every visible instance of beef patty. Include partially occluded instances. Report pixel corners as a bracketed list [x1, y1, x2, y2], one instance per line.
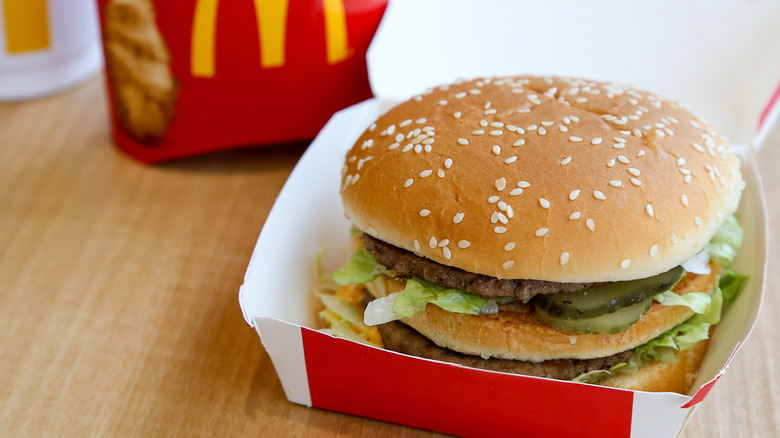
[377, 316, 632, 380]
[363, 234, 594, 301]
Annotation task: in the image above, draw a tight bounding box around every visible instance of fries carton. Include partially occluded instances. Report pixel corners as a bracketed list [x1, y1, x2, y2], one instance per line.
[239, 1, 780, 436]
[95, 0, 387, 163]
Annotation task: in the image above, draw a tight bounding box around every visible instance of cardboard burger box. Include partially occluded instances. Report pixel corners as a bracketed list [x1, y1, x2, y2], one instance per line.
[95, 0, 387, 163]
[239, 1, 780, 436]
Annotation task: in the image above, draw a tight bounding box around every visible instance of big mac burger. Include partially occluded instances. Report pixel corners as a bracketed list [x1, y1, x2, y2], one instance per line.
[317, 75, 748, 393]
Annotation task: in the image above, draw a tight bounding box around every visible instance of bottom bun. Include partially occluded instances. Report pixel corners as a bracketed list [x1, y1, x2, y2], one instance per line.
[600, 336, 710, 393]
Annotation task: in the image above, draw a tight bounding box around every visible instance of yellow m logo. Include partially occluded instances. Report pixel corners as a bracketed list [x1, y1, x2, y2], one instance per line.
[191, 0, 348, 78]
[3, 0, 51, 54]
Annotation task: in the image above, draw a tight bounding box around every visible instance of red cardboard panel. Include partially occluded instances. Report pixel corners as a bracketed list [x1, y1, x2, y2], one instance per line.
[303, 328, 634, 438]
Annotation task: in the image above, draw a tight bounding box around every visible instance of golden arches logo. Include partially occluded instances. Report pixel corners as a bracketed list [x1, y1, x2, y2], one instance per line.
[3, 0, 51, 54]
[191, 0, 348, 78]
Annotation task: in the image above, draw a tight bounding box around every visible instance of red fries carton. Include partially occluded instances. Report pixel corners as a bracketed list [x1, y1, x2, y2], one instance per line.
[240, 1, 780, 436]
[95, 0, 387, 163]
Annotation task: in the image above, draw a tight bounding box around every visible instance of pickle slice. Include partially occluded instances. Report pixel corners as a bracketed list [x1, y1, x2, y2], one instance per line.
[534, 266, 685, 321]
[534, 296, 654, 334]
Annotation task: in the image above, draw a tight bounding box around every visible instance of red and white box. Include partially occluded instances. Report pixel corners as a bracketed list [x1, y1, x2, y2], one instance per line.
[239, 1, 780, 436]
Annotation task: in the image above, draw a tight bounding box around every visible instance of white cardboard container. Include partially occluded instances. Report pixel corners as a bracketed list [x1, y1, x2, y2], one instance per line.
[239, 1, 779, 436]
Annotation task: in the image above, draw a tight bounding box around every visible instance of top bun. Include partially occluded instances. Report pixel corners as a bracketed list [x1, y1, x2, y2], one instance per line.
[340, 76, 744, 282]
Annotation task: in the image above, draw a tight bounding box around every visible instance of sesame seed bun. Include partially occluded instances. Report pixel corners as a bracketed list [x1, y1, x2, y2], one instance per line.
[341, 75, 744, 282]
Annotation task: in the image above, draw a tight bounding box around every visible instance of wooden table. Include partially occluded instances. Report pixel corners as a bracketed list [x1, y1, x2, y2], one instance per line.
[1, 76, 778, 437]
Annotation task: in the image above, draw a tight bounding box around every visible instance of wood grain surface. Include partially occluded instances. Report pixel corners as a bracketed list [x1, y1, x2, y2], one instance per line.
[0, 76, 777, 437]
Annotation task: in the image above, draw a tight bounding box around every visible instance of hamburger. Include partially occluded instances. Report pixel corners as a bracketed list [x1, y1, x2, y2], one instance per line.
[318, 75, 748, 393]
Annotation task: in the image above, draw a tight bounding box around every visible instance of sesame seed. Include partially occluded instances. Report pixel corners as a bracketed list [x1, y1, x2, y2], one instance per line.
[488, 196, 500, 203]
[404, 178, 414, 188]
[439, 100, 448, 106]
[684, 175, 692, 184]
[422, 138, 435, 145]
[388, 142, 399, 150]
[492, 145, 502, 155]
[420, 170, 433, 178]
[472, 130, 485, 135]
[637, 150, 646, 157]
[491, 122, 504, 128]
[671, 232, 678, 245]
[444, 158, 453, 168]
[484, 101, 492, 109]
[505, 156, 518, 164]
[618, 155, 630, 164]
[416, 118, 427, 124]
[454, 111, 462, 119]
[414, 145, 423, 153]
[569, 136, 583, 143]
[592, 138, 603, 145]
[458, 240, 471, 248]
[453, 212, 465, 223]
[560, 252, 570, 266]
[620, 259, 631, 269]
[695, 217, 703, 227]
[495, 177, 507, 191]
[527, 125, 538, 131]
[368, 123, 376, 131]
[438, 239, 449, 248]
[539, 198, 550, 209]
[571, 116, 580, 122]
[494, 226, 507, 234]
[419, 209, 431, 217]
[569, 190, 581, 200]
[609, 180, 623, 188]
[569, 212, 581, 220]
[429, 236, 437, 248]
[443, 247, 452, 260]
[692, 142, 705, 152]
[607, 159, 616, 168]
[586, 218, 595, 231]
[563, 116, 571, 124]
[518, 181, 531, 188]
[458, 138, 469, 145]
[535, 228, 549, 236]
[485, 109, 497, 115]
[538, 127, 547, 135]
[414, 239, 421, 252]
[513, 139, 526, 147]
[633, 129, 642, 137]
[613, 143, 626, 149]
[593, 190, 606, 200]
[498, 201, 509, 211]
[541, 121, 554, 127]
[628, 168, 640, 176]
[503, 260, 515, 270]
[509, 188, 523, 196]
[630, 178, 642, 186]
[504, 242, 516, 251]
[402, 144, 413, 152]
[455, 92, 467, 99]
[437, 169, 445, 178]
[351, 174, 360, 185]
[646, 204, 654, 217]
[506, 125, 517, 132]
[399, 119, 412, 128]
[681, 194, 689, 207]
[650, 244, 659, 257]
[676, 157, 686, 166]
[560, 125, 569, 132]
[424, 145, 432, 153]
[560, 156, 572, 165]
[490, 130, 504, 136]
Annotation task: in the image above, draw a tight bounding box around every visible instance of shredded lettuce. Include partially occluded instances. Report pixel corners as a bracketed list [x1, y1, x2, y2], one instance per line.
[719, 269, 749, 302]
[654, 291, 712, 314]
[332, 245, 395, 286]
[706, 215, 744, 267]
[394, 278, 492, 318]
